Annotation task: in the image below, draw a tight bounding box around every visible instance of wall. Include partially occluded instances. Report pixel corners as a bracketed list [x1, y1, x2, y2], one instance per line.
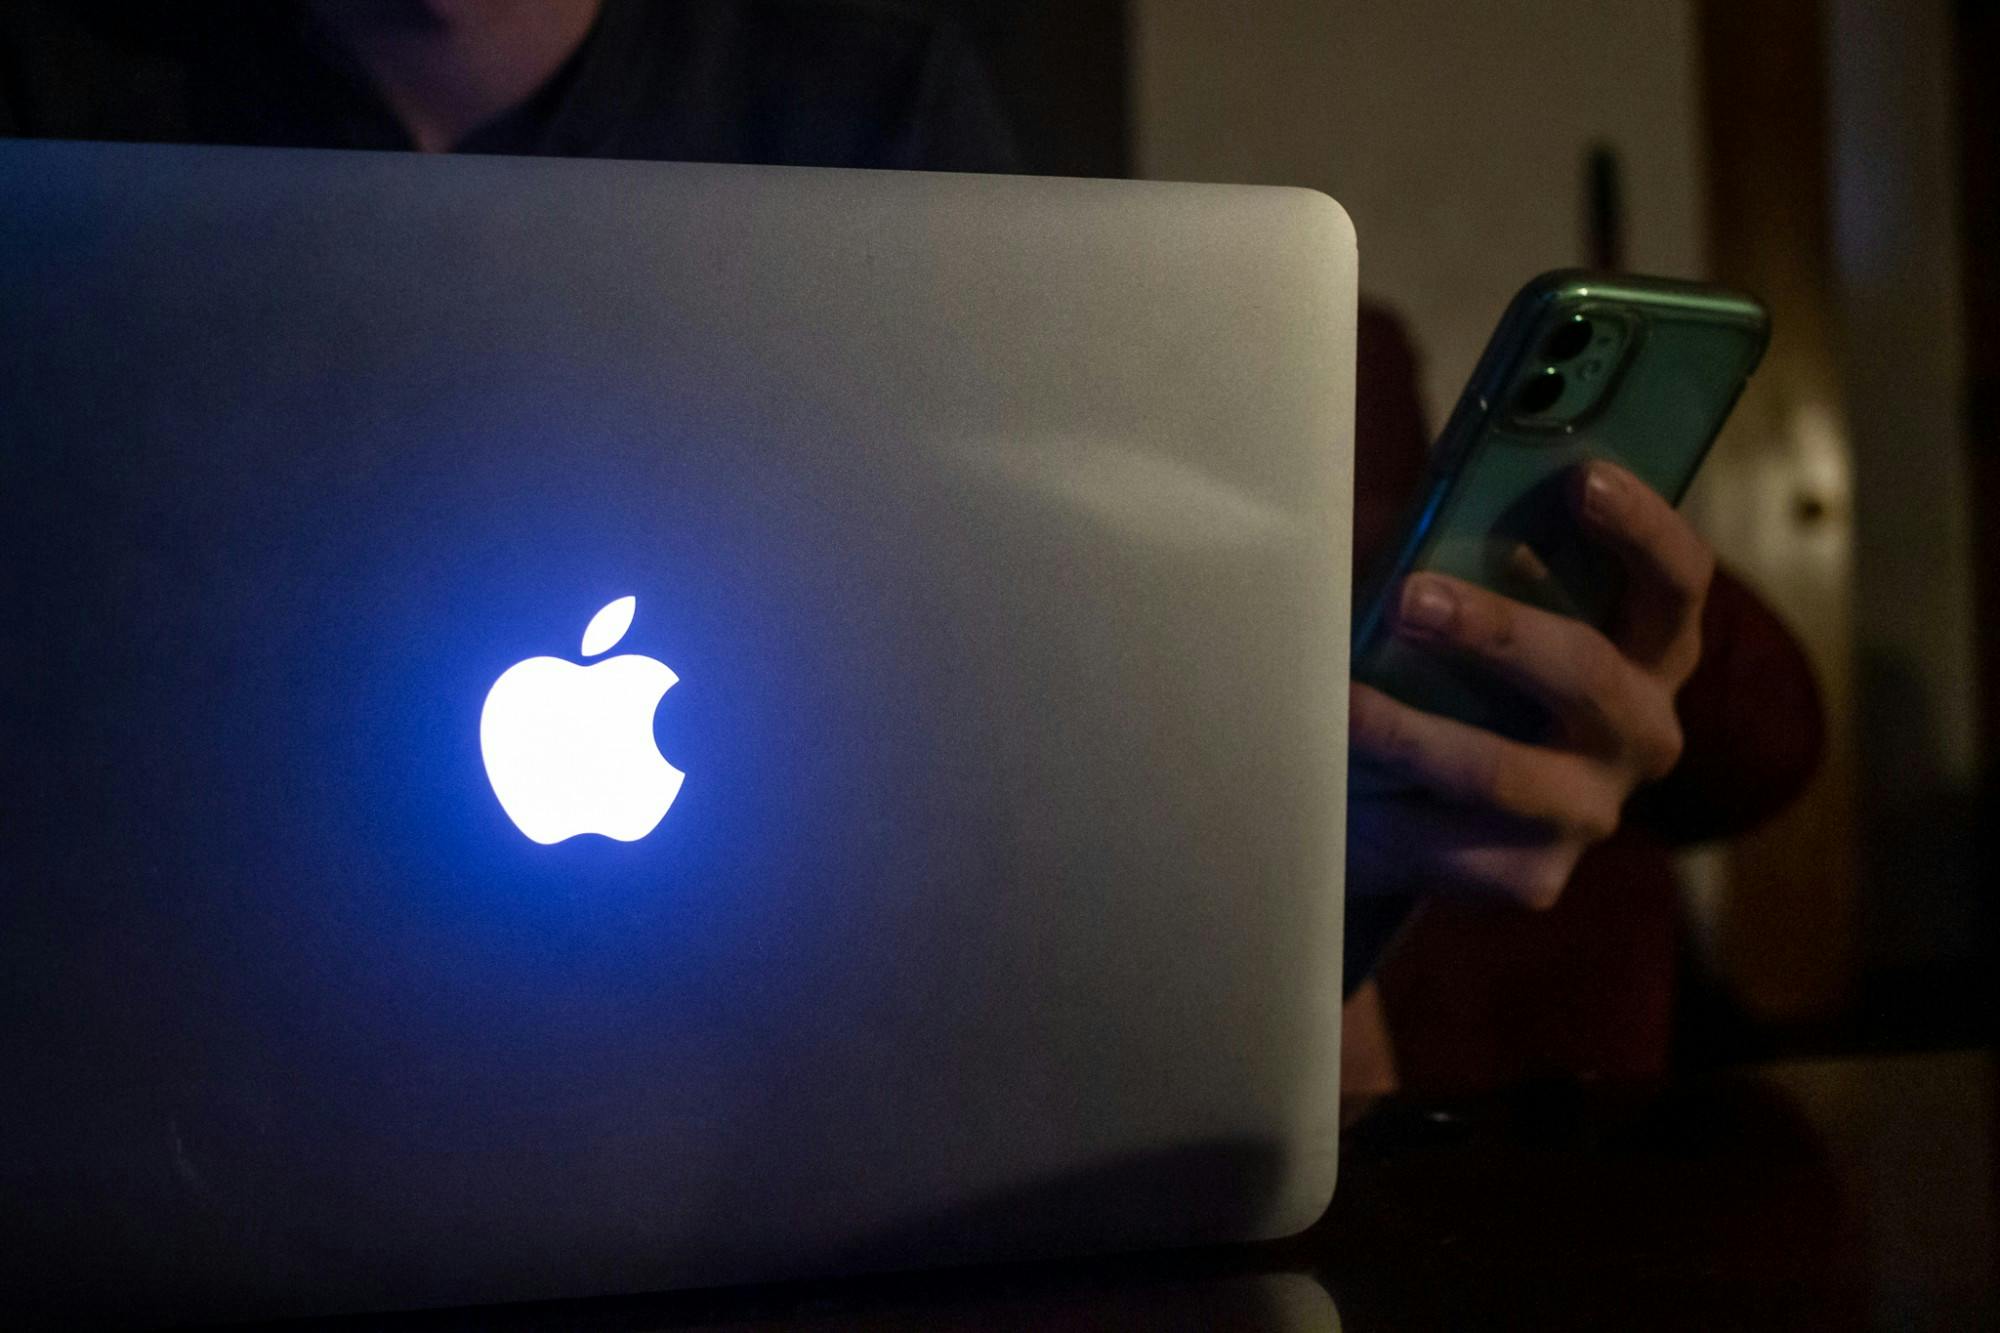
[1131, 0, 1706, 422]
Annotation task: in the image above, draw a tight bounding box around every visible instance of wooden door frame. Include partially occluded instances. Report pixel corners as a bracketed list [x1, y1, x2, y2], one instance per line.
[1693, 0, 1858, 1022]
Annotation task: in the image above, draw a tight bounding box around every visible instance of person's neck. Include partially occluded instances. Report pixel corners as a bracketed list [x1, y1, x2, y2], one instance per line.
[307, 0, 604, 152]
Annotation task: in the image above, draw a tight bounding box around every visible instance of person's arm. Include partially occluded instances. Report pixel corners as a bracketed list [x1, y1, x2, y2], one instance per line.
[1344, 542, 1825, 991]
[1346, 459, 1709, 910]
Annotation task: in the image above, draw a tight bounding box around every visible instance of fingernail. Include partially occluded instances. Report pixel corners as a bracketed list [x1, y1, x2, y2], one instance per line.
[1399, 576, 1456, 633]
[1583, 465, 1624, 521]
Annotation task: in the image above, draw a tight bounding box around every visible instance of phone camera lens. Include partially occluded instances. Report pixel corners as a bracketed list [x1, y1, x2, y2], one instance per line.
[1542, 316, 1593, 363]
[1515, 368, 1565, 415]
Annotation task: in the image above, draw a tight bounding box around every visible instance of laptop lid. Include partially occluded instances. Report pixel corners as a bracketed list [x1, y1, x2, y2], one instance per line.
[0, 139, 1355, 1325]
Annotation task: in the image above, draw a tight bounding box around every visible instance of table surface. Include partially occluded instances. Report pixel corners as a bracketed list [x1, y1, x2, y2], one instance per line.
[229, 1049, 1997, 1332]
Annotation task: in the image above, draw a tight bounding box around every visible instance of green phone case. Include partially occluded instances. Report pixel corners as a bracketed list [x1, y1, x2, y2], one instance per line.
[1351, 270, 1769, 741]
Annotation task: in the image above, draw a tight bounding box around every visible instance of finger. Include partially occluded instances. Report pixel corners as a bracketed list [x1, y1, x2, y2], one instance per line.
[1571, 460, 1714, 677]
[1391, 571, 1673, 759]
[1348, 682, 1622, 840]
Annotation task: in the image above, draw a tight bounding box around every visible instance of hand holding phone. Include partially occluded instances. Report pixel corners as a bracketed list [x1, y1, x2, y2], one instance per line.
[1354, 270, 1766, 743]
[1344, 271, 1766, 923]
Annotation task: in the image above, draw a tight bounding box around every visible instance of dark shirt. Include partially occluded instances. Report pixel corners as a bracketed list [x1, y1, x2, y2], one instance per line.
[0, 0, 1016, 172]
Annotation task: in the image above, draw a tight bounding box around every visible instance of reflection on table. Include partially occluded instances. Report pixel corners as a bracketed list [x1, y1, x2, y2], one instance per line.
[224, 1049, 1996, 1331]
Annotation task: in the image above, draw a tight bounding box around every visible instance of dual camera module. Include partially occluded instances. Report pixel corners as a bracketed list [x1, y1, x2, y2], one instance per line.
[1507, 309, 1631, 429]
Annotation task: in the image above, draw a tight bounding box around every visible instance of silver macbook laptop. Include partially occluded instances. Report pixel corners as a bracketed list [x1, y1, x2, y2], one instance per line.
[0, 139, 1355, 1325]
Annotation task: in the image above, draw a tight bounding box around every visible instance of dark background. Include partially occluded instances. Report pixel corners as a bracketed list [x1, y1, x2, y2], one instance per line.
[916, 0, 1128, 178]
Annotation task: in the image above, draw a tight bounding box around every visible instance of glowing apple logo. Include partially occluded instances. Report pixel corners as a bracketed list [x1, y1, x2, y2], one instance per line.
[479, 596, 684, 845]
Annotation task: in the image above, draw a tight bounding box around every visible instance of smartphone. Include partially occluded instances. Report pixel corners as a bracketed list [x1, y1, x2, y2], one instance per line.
[1351, 270, 1769, 742]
